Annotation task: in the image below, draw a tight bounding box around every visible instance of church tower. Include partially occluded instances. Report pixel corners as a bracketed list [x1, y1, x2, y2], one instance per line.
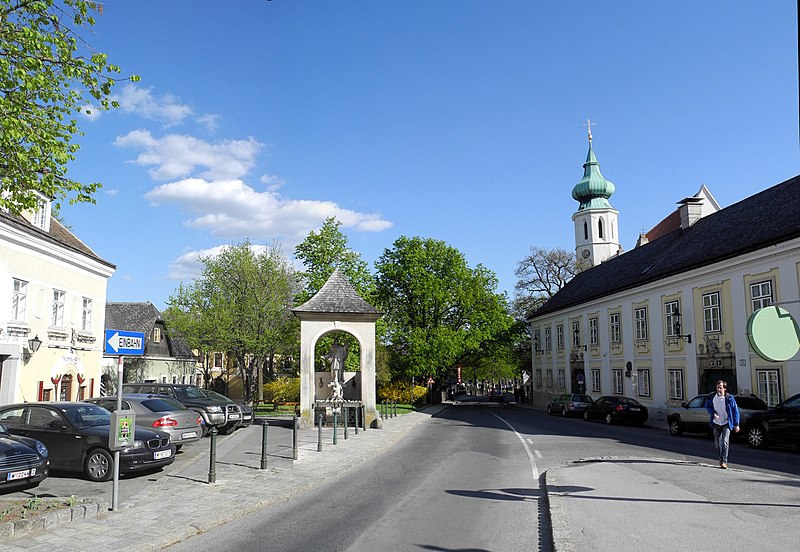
[571, 124, 621, 268]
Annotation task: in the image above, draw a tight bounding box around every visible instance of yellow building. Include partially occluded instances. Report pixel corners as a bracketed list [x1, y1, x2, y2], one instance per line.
[0, 194, 115, 403]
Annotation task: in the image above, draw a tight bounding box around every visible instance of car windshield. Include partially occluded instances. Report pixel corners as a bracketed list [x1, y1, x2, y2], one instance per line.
[62, 404, 111, 428]
[201, 389, 232, 403]
[173, 386, 208, 401]
[0, 423, 7, 434]
[141, 398, 186, 412]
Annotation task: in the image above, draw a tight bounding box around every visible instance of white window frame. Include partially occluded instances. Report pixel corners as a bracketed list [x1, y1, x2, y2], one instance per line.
[668, 369, 684, 401]
[635, 307, 648, 341]
[665, 300, 679, 337]
[591, 368, 601, 393]
[609, 313, 621, 343]
[544, 327, 552, 351]
[546, 369, 553, 388]
[589, 317, 598, 345]
[637, 369, 651, 397]
[750, 281, 773, 312]
[557, 369, 566, 390]
[571, 321, 581, 348]
[81, 298, 93, 332]
[153, 327, 162, 344]
[556, 325, 564, 350]
[703, 292, 721, 333]
[535, 370, 542, 388]
[12, 278, 27, 321]
[612, 369, 623, 394]
[756, 369, 781, 407]
[51, 289, 65, 327]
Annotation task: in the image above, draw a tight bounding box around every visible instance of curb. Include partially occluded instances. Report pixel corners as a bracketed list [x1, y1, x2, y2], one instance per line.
[0, 499, 109, 543]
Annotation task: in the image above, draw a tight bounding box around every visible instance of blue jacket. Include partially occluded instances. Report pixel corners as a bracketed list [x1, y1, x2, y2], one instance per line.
[705, 392, 740, 429]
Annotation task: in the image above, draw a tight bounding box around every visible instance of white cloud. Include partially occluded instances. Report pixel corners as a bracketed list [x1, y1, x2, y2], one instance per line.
[145, 177, 392, 242]
[114, 84, 193, 126]
[114, 130, 262, 181]
[168, 243, 272, 280]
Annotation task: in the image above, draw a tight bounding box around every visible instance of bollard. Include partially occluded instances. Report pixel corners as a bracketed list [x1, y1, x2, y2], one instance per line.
[344, 407, 349, 440]
[292, 414, 298, 460]
[317, 414, 323, 452]
[333, 411, 338, 445]
[393, 401, 397, 418]
[354, 406, 359, 435]
[260, 421, 269, 469]
[362, 405, 367, 431]
[208, 426, 218, 483]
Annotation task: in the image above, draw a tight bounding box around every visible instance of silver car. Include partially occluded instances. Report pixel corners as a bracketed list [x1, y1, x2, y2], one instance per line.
[666, 394, 767, 437]
[87, 395, 203, 450]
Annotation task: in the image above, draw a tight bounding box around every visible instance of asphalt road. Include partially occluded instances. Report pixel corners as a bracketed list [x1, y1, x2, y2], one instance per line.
[167, 404, 544, 552]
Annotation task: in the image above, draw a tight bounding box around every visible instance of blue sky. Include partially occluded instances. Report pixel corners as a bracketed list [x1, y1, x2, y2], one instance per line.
[62, 1, 799, 312]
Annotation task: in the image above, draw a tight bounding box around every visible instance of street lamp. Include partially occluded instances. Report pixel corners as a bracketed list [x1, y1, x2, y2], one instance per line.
[672, 308, 692, 343]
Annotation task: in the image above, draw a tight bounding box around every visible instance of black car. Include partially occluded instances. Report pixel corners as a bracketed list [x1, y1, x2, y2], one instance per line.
[0, 402, 175, 482]
[744, 393, 800, 449]
[583, 395, 648, 426]
[0, 423, 49, 492]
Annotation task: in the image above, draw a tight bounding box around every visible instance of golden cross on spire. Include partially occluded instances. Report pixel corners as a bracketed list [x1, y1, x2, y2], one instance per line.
[583, 118, 595, 142]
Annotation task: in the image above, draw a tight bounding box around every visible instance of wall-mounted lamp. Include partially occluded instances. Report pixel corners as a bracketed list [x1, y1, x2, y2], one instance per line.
[22, 334, 42, 363]
[672, 308, 692, 344]
[533, 336, 544, 355]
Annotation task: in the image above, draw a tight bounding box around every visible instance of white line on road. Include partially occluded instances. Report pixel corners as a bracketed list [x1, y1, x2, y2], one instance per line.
[535, 449, 542, 459]
[489, 411, 540, 480]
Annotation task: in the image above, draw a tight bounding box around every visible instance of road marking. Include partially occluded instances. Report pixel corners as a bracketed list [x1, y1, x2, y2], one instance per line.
[534, 449, 542, 459]
[489, 411, 540, 480]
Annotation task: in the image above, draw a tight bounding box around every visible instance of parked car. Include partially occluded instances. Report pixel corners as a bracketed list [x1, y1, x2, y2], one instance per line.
[0, 423, 49, 492]
[122, 383, 243, 435]
[0, 402, 175, 482]
[236, 401, 254, 427]
[85, 395, 203, 450]
[667, 394, 768, 437]
[744, 393, 800, 449]
[583, 396, 648, 426]
[547, 393, 594, 417]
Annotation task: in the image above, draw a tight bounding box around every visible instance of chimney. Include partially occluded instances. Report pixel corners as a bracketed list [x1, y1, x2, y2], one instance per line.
[678, 197, 704, 229]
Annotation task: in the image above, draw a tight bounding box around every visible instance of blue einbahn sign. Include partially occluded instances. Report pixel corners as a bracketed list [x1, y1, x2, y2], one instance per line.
[104, 329, 145, 355]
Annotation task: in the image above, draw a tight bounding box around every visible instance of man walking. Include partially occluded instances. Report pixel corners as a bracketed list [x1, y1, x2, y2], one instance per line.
[705, 379, 740, 469]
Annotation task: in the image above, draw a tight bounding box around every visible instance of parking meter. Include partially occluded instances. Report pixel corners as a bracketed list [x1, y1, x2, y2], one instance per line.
[109, 409, 136, 450]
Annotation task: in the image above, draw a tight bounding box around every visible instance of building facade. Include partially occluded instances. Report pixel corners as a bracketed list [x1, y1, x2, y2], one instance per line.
[0, 195, 115, 403]
[529, 143, 800, 422]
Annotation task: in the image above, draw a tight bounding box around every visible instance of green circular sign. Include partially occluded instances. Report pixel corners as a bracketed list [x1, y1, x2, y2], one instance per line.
[747, 306, 800, 362]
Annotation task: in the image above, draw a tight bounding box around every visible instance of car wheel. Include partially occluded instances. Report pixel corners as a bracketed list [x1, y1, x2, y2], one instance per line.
[561, 406, 567, 417]
[668, 418, 683, 436]
[85, 448, 113, 482]
[605, 413, 613, 425]
[547, 405, 552, 415]
[583, 410, 590, 421]
[747, 424, 768, 449]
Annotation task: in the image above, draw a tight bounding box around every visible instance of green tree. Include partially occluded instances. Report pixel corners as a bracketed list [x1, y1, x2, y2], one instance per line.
[375, 236, 513, 382]
[1, 0, 138, 213]
[165, 241, 298, 402]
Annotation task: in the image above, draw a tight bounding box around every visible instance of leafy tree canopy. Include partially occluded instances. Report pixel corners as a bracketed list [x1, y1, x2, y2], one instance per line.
[1, 0, 137, 213]
[164, 241, 298, 401]
[375, 236, 513, 381]
[294, 217, 374, 303]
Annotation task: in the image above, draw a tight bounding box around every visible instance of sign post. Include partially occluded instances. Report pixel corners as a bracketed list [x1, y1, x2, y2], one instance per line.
[104, 330, 145, 512]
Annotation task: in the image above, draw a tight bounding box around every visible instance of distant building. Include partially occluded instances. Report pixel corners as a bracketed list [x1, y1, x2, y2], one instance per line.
[0, 193, 115, 403]
[102, 302, 197, 392]
[529, 137, 800, 420]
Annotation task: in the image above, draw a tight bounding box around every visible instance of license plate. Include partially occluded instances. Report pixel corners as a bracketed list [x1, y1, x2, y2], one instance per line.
[228, 414, 240, 420]
[7, 468, 34, 481]
[181, 431, 197, 439]
[154, 450, 172, 460]
[630, 407, 641, 411]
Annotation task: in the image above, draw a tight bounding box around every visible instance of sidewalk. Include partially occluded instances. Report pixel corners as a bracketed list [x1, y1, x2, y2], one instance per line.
[1, 405, 449, 552]
[545, 457, 800, 552]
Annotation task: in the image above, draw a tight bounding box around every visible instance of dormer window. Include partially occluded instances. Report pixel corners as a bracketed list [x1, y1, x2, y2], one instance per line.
[28, 191, 52, 232]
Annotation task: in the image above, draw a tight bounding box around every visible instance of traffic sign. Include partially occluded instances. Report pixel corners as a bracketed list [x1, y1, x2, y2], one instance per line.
[105, 329, 145, 355]
[427, 377, 435, 385]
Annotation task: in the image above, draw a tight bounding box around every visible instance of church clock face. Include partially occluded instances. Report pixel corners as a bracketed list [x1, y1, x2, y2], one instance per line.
[581, 249, 591, 259]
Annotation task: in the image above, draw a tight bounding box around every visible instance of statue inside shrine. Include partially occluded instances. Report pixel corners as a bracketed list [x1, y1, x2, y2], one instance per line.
[324, 337, 348, 401]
